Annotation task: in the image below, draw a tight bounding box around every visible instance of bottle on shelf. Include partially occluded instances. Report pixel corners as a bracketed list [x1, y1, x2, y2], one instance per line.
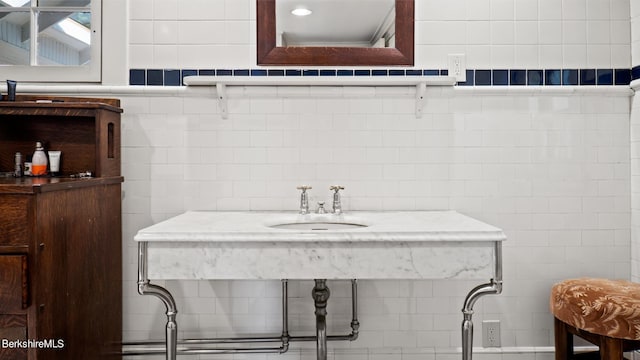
[31, 141, 48, 176]
[13, 152, 22, 177]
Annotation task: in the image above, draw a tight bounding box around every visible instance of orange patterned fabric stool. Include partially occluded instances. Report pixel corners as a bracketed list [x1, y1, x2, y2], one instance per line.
[550, 278, 640, 359]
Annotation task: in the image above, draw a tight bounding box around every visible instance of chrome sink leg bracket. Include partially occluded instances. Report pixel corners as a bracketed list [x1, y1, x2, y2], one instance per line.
[312, 279, 330, 360]
[461, 242, 503, 360]
[137, 242, 179, 360]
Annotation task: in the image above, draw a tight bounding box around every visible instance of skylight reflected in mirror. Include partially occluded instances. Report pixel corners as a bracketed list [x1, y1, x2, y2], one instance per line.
[0, 4, 92, 66]
[275, 0, 395, 47]
[56, 17, 90, 45]
[1, 0, 30, 6]
[38, 11, 91, 64]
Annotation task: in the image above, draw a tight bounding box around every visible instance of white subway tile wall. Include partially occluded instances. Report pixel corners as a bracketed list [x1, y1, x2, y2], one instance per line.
[118, 0, 640, 358]
[128, 0, 632, 70]
[121, 88, 630, 359]
[631, 0, 640, 287]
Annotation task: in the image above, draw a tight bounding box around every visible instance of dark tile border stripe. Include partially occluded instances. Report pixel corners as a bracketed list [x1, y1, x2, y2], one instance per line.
[130, 68, 636, 86]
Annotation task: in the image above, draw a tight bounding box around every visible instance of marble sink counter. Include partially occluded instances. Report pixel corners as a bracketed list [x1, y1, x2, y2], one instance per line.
[134, 210, 506, 243]
[135, 211, 506, 280]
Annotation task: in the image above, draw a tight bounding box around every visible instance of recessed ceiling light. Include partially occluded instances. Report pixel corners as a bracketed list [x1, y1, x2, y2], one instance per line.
[291, 8, 312, 16]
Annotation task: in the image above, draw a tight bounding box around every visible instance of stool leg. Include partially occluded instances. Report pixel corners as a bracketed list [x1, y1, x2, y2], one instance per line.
[554, 317, 573, 360]
[599, 337, 624, 360]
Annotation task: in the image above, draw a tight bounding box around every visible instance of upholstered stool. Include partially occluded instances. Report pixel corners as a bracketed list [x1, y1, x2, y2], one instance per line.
[550, 278, 640, 360]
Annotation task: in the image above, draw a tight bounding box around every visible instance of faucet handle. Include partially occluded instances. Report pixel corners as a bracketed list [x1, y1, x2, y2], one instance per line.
[330, 186, 344, 214]
[297, 186, 312, 214]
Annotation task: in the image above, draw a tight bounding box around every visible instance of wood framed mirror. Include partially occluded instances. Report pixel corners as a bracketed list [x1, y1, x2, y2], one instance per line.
[257, 0, 414, 66]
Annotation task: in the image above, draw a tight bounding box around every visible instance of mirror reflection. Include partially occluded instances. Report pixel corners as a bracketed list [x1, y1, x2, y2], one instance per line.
[257, 0, 413, 66]
[275, 0, 395, 48]
[0, 0, 93, 66]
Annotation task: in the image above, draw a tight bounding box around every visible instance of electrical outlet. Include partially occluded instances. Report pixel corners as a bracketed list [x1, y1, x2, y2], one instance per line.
[447, 54, 466, 82]
[482, 320, 501, 348]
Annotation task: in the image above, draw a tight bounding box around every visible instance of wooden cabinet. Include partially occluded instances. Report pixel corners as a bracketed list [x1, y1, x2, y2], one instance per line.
[0, 96, 123, 359]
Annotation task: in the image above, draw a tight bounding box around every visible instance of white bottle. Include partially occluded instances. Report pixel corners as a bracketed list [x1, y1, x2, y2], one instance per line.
[31, 141, 48, 176]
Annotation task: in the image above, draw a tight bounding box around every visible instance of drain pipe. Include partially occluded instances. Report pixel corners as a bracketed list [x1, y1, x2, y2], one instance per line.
[289, 279, 359, 342]
[124, 278, 360, 356]
[350, 279, 360, 340]
[281, 279, 290, 353]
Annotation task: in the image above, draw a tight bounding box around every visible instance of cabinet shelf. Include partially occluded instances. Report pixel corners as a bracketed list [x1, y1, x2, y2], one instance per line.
[0, 95, 122, 178]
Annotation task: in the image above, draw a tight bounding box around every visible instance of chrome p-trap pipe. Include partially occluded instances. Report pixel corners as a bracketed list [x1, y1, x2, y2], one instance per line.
[312, 279, 330, 360]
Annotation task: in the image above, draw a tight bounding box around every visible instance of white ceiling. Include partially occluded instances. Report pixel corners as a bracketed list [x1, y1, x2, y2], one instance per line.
[275, 0, 395, 47]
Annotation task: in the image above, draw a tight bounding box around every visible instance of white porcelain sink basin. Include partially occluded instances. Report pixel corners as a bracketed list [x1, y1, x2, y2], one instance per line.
[269, 222, 368, 231]
[265, 213, 369, 231]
